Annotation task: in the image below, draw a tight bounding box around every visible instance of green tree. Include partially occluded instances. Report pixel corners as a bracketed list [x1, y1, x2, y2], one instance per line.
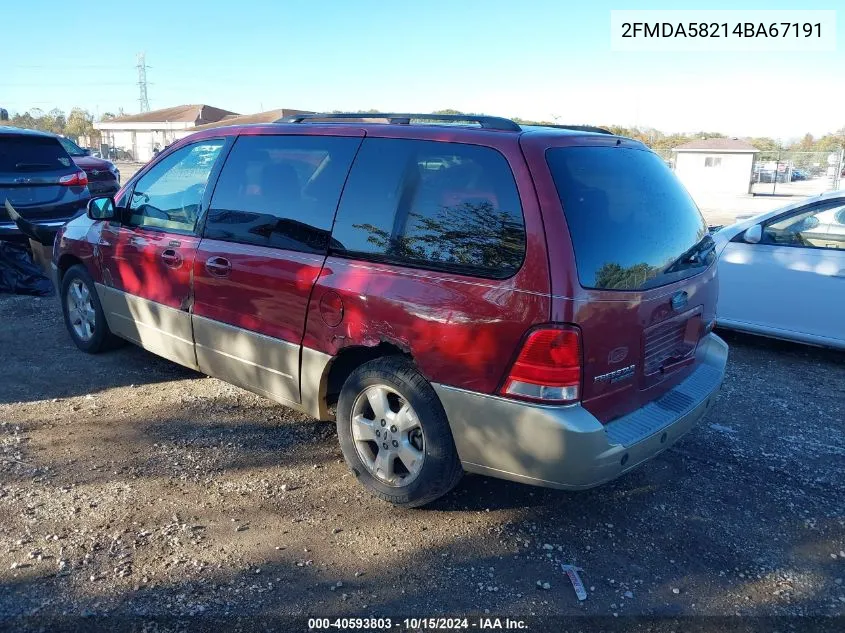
[65, 108, 97, 144]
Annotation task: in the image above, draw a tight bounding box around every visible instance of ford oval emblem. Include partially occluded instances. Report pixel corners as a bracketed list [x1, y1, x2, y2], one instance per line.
[608, 346, 628, 364]
[671, 291, 688, 312]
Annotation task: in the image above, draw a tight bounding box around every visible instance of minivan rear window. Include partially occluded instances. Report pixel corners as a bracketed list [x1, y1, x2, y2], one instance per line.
[547, 146, 709, 291]
[0, 135, 73, 172]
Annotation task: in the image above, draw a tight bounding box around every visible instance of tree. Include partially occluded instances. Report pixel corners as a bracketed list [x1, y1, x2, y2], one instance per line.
[65, 108, 97, 144]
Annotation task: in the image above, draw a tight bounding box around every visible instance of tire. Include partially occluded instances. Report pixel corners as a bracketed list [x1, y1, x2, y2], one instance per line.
[60, 264, 121, 353]
[336, 356, 463, 508]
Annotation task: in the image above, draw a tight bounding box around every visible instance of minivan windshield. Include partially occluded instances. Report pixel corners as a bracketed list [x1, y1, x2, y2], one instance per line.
[547, 146, 710, 291]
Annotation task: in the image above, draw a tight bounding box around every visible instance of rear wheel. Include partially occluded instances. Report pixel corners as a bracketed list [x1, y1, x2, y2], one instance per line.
[60, 265, 120, 353]
[336, 356, 462, 507]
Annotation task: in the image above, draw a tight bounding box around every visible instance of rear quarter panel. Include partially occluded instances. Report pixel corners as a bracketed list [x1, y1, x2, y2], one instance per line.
[304, 129, 551, 393]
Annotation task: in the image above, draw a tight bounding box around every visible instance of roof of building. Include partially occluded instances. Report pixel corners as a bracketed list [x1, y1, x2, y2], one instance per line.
[191, 108, 313, 131]
[673, 138, 759, 152]
[100, 104, 239, 125]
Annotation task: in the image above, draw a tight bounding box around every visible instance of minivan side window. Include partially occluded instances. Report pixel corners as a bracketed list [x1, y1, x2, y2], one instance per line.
[330, 138, 525, 278]
[205, 135, 361, 253]
[128, 140, 225, 233]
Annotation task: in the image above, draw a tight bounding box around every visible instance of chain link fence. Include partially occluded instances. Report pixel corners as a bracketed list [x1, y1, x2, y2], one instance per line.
[750, 150, 844, 195]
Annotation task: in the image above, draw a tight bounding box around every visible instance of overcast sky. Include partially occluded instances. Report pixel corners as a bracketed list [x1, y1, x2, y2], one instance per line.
[3, 0, 843, 140]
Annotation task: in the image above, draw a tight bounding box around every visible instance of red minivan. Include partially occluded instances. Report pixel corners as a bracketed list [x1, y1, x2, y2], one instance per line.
[51, 113, 728, 507]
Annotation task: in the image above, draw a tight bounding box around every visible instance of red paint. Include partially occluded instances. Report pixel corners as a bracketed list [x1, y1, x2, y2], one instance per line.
[192, 239, 325, 345]
[97, 223, 199, 308]
[55, 120, 720, 424]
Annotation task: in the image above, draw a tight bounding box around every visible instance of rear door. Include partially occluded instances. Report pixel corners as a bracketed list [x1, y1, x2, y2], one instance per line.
[97, 138, 227, 368]
[0, 131, 87, 228]
[528, 138, 719, 423]
[191, 131, 363, 406]
[718, 199, 845, 346]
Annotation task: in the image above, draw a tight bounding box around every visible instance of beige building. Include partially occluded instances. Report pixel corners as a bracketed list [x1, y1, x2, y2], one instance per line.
[93, 104, 238, 162]
[672, 138, 759, 196]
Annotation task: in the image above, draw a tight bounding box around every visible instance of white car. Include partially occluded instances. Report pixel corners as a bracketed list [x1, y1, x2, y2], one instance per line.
[713, 191, 845, 350]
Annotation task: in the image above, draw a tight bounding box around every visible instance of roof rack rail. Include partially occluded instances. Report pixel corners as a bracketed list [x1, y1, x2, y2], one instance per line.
[541, 124, 613, 135]
[277, 112, 522, 132]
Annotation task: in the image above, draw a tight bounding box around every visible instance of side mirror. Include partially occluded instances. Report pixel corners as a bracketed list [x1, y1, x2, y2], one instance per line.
[744, 224, 763, 244]
[81, 148, 92, 156]
[87, 196, 116, 220]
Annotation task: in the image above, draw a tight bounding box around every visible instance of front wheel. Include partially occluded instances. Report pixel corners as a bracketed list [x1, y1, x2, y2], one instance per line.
[60, 264, 120, 353]
[336, 356, 463, 507]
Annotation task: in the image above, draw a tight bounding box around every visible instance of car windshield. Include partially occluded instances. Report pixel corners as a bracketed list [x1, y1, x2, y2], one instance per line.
[58, 136, 87, 157]
[547, 146, 710, 291]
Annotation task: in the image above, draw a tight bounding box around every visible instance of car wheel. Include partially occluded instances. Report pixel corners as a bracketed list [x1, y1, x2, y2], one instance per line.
[60, 264, 120, 353]
[336, 356, 463, 507]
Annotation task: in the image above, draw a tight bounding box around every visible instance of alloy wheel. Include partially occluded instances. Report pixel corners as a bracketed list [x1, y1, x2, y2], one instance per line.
[350, 384, 426, 487]
[66, 279, 96, 342]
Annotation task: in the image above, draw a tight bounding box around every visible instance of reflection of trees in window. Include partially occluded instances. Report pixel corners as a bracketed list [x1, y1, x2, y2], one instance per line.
[593, 262, 661, 290]
[352, 200, 524, 276]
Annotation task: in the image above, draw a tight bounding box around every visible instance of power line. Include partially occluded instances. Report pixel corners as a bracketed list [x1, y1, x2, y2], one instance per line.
[137, 53, 150, 113]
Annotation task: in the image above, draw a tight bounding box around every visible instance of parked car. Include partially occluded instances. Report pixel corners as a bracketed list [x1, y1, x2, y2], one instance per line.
[50, 113, 728, 506]
[1, 126, 90, 243]
[714, 191, 845, 349]
[57, 136, 120, 196]
[790, 168, 809, 181]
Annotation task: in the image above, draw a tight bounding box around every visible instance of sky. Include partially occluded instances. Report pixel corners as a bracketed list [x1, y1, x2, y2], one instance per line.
[2, 0, 843, 140]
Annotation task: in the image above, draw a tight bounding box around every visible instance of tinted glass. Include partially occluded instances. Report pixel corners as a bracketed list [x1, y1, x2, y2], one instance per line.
[547, 146, 708, 291]
[0, 135, 73, 172]
[128, 140, 224, 232]
[331, 138, 525, 278]
[205, 135, 360, 253]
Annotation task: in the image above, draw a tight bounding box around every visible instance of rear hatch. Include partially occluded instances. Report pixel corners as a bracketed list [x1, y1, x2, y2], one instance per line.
[543, 142, 718, 422]
[0, 132, 86, 221]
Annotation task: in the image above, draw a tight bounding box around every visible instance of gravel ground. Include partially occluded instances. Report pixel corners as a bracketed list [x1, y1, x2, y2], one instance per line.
[0, 294, 843, 630]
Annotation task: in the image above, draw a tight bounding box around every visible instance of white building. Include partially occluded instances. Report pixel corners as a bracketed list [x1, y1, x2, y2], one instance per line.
[672, 138, 759, 195]
[94, 104, 238, 162]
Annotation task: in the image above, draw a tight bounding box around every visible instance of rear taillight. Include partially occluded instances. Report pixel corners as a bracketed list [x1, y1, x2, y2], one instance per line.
[59, 171, 88, 186]
[500, 325, 582, 404]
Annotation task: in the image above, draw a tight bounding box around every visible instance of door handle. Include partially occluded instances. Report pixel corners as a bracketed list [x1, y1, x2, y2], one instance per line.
[205, 256, 232, 278]
[161, 248, 182, 269]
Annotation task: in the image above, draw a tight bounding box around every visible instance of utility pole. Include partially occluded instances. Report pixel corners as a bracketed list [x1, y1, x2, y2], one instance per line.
[137, 53, 150, 113]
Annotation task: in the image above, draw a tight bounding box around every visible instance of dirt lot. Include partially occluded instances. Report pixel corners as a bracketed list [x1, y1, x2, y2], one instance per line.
[0, 294, 843, 630]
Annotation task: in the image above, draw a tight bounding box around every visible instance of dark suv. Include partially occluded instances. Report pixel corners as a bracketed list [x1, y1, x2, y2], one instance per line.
[57, 136, 121, 196]
[1, 126, 90, 242]
[51, 113, 728, 507]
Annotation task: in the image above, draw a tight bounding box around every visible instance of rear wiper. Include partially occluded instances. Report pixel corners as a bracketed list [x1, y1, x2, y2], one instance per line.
[664, 234, 715, 273]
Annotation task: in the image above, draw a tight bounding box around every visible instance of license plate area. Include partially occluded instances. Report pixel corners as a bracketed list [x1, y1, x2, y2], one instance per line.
[642, 307, 702, 387]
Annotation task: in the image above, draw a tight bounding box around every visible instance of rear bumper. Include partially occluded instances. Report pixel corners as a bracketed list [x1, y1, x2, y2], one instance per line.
[0, 219, 68, 243]
[433, 333, 728, 490]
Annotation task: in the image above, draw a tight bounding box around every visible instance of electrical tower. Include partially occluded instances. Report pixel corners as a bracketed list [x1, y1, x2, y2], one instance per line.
[137, 53, 150, 112]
